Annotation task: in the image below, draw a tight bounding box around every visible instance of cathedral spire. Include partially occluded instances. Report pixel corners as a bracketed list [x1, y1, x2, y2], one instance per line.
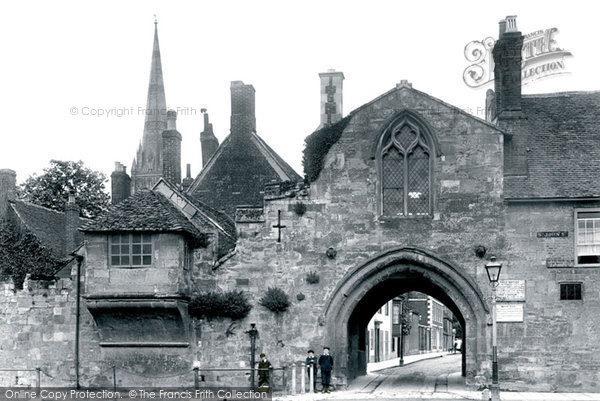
[144, 18, 167, 134]
[131, 19, 169, 193]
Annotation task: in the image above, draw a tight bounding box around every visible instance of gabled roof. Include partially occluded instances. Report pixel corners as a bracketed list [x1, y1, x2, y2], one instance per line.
[504, 91, 600, 200]
[350, 83, 507, 134]
[80, 190, 205, 243]
[9, 199, 87, 260]
[187, 131, 302, 217]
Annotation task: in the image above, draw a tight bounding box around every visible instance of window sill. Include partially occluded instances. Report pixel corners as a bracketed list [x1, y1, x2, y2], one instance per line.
[110, 265, 153, 269]
[379, 215, 433, 222]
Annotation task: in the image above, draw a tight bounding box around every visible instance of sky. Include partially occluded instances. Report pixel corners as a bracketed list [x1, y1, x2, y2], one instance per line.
[1, 1, 598, 186]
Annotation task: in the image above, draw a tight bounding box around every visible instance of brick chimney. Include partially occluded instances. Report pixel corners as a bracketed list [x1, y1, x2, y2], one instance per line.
[65, 192, 80, 254]
[230, 81, 256, 137]
[182, 164, 193, 191]
[318, 69, 344, 128]
[0, 169, 16, 220]
[200, 109, 219, 167]
[492, 16, 524, 119]
[111, 162, 131, 205]
[162, 109, 182, 185]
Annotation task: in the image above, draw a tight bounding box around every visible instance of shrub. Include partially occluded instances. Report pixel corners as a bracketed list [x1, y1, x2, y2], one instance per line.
[306, 271, 320, 284]
[189, 290, 252, 320]
[293, 202, 307, 216]
[296, 293, 306, 301]
[259, 287, 290, 314]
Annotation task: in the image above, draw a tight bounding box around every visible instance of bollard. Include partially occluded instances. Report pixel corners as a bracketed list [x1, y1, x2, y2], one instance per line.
[300, 363, 306, 394]
[291, 363, 296, 395]
[35, 368, 41, 392]
[309, 364, 314, 392]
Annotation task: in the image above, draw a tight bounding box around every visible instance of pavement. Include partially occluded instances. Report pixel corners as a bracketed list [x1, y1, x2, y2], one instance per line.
[366, 350, 450, 373]
[273, 353, 600, 401]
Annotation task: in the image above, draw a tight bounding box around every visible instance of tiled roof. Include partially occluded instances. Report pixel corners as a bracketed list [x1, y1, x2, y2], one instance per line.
[80, 190, 205, 242]
[188, 131, 302, 217]
[504, 91, 600, 199]
[151, 178, 237, 255]
[9, 200, 87, 259]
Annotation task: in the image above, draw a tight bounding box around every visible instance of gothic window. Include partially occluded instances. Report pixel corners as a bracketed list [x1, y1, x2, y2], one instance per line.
[379, 119, 432, 217]
[110, 233, 152, 267]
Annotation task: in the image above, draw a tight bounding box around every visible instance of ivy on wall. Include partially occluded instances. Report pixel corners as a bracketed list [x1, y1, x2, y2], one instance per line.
[0, 220, 61, 290]
[302, 116, 352, 182]
[189, 290, 252, 320]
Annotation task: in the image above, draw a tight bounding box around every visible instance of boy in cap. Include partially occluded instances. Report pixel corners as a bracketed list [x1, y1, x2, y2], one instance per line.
[305, 349, 318, 392]
[257, 353, 272, 389]
[318, 346, 334, 393]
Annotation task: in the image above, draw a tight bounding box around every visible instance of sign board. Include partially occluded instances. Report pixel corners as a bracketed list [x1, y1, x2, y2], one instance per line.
[497, 280, 526, 301]
[496, 303, 524, 322]
[537, 231, 568, 238]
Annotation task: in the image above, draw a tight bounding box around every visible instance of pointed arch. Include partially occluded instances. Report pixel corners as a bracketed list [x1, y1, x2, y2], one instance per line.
[373, 110, 440, 217]
[322, 247, 490, 383]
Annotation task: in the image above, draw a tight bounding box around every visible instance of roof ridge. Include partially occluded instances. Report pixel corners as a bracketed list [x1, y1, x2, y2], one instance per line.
[522, 90, 600, 98]
[12, 199, 67, 215]
[346, 84, 506, 134]
[249, 131, 302, 181]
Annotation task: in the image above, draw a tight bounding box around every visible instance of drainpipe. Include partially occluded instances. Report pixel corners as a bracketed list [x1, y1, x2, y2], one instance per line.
[74, 254, 83, 389]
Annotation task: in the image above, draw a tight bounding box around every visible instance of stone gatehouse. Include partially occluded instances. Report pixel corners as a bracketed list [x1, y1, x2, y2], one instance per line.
[2, 15, 600, 392]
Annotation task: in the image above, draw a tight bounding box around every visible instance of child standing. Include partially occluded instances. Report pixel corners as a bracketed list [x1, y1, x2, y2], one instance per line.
[305, 349, 318, 392]
[257, 353, 272, 389]
[318, 346, 334, 393]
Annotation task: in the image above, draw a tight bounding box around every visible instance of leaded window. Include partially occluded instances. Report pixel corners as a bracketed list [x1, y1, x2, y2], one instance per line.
[380, 121, 432, 216]
[110, 233, 153, 267]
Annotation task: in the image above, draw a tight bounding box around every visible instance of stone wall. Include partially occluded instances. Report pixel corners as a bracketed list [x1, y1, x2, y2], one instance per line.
[0, 276, 76, 387]
[501, 201, 600, 391]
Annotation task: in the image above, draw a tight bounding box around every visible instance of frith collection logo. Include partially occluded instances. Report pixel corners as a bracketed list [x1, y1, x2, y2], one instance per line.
[463, 28, 572, 88]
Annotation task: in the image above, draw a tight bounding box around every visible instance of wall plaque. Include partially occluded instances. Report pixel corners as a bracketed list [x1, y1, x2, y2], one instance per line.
[496, 303, 524, 322]
[546, 258, 575, 268]
[497, 280, 526, 301]
[537, 231, 568, 238]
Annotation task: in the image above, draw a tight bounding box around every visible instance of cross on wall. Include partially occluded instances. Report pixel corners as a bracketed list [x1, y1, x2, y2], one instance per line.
[272, 210, 287, 243]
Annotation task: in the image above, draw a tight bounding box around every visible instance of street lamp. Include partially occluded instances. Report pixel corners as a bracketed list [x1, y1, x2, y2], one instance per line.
[246, 323, 259, 390]
[485, 255, 502, 401]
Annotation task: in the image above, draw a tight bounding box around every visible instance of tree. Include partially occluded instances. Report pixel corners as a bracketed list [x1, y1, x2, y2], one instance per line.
[19, 160, 110, 218]
[0, 220, 61, 290]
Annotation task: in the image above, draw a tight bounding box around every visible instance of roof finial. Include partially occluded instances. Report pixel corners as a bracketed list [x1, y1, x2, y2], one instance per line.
[154, 14, 158, 26]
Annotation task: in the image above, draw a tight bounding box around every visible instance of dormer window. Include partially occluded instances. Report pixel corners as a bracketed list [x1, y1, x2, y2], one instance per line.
[110, 234, 153, 267]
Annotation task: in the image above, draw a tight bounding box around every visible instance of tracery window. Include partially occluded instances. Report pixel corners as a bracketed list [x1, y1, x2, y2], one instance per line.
[379, 120, 432, 216]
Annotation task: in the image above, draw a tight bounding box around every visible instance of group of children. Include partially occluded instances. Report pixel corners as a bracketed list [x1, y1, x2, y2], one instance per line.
[257, 346, 335, 393]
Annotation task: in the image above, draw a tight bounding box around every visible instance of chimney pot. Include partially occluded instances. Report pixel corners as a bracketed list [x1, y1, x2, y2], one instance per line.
[167, 110, 177, 130]
[318, 70, 344, 128]
[505, 15, 518, 33]
[499, 19, 506, 36]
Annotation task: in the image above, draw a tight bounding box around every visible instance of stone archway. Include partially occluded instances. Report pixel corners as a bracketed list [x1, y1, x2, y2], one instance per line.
[323, 247, 489, 385]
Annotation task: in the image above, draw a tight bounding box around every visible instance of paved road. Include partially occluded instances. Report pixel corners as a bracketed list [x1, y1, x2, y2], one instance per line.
[348, 353, 464, 395]
[276, 354, 471, 400]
